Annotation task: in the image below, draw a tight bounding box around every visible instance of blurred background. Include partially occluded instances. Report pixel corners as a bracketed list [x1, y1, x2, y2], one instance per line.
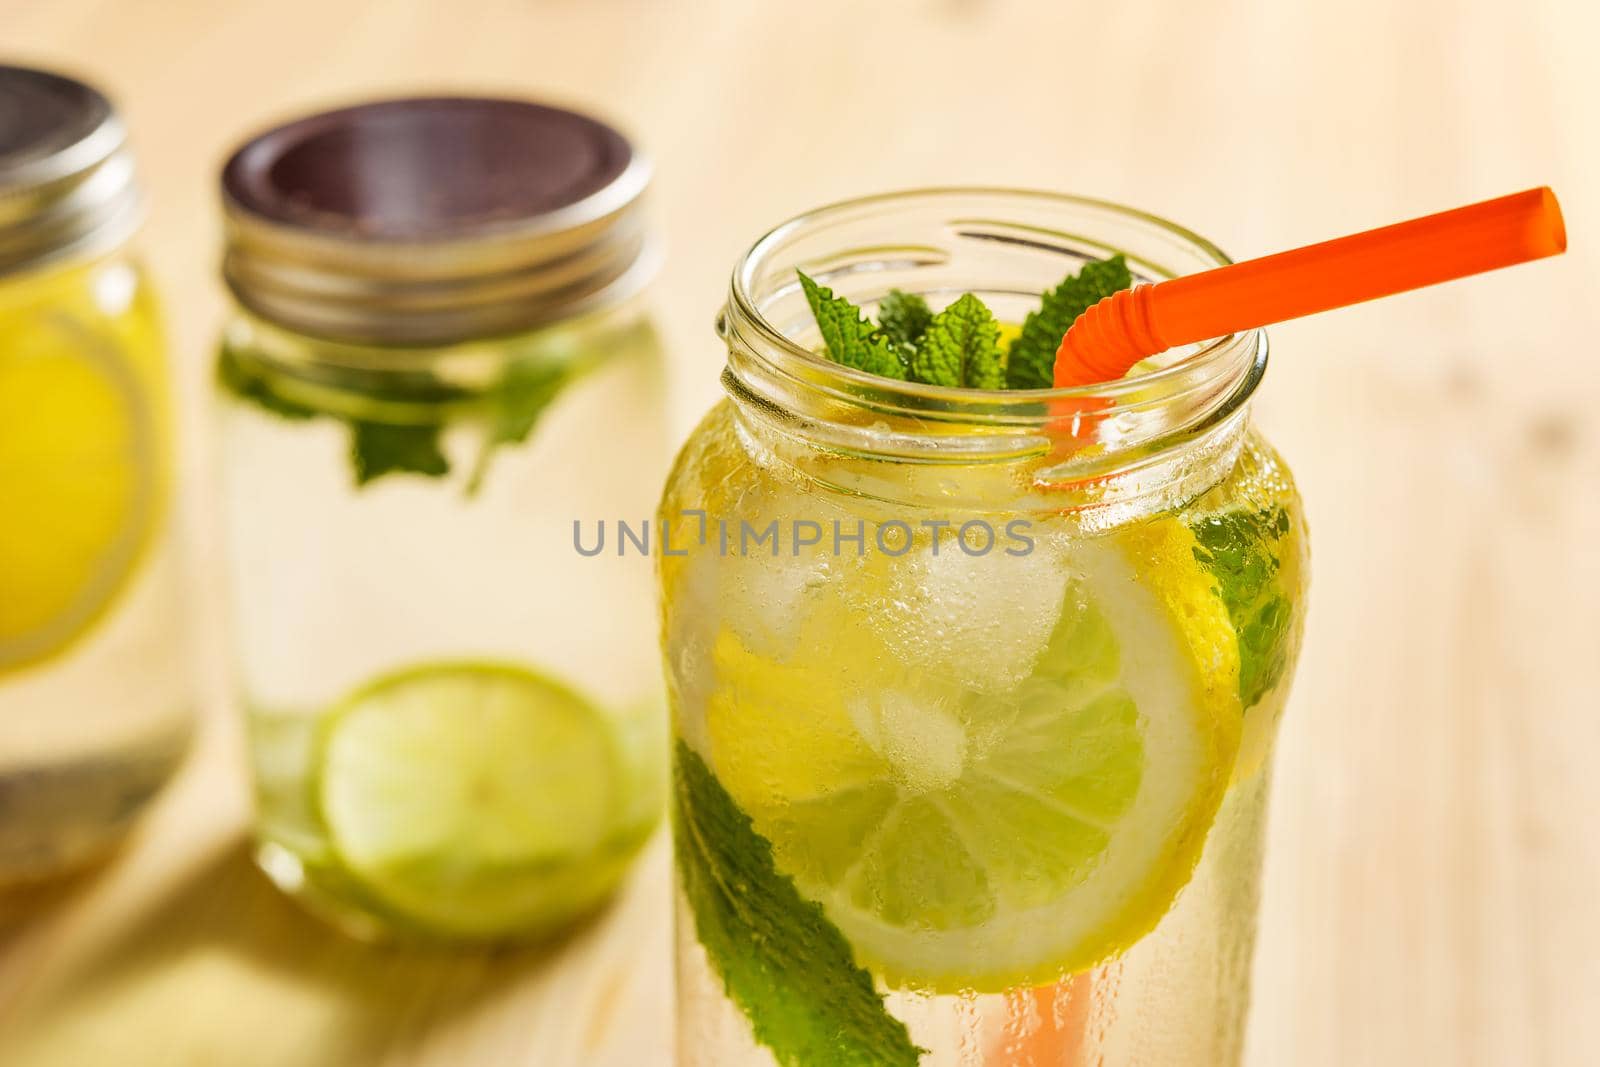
[1, 0, 1597, 1064]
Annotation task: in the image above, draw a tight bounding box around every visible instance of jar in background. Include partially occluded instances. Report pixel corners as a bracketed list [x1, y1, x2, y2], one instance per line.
[215, 98, 669, 942]
[0, 65, 190, 886]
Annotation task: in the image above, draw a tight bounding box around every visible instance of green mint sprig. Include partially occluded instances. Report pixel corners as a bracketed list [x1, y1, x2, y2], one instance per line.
[674, 742, 924, 1067]
[217, 344, 572, 493]
[796, 271, 908, 380]
[350, 422, 450, 484]
[912, 292, 1005, 389]
[799, 255, 1131, 390]
[464, 356, 571, 493]
[216, 346, 319, 423]
[1189, 505, 1295, 709]
[876, 289, 933, 357]
[1005, 255, 1132, 389]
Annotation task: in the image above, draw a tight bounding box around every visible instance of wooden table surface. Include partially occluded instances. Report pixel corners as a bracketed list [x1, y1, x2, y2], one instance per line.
[3, 1, 1598, 1064]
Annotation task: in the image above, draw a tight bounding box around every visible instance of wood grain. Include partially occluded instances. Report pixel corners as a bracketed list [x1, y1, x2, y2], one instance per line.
[2, 0, 1597, 1063]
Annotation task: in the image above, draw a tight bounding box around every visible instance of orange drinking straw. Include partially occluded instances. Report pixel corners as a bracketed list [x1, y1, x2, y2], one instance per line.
[991, 978, 1093, 1065]
[1053, 187, 1567, 388]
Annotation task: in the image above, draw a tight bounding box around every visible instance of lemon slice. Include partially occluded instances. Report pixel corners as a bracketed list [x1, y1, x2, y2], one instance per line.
[316, 661, 651, 940]
[0, 305, 158, 673]
[701, 520, 1240, 992]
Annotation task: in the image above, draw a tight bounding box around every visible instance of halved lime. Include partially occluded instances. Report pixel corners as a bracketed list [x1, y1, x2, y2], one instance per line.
[701, 520, 1241, 992]
[315, 661, 648, 940]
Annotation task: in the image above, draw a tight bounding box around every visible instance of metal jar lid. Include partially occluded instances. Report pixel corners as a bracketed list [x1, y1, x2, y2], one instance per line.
[220, 96, 656, 345]
[0, 65, 143, 278]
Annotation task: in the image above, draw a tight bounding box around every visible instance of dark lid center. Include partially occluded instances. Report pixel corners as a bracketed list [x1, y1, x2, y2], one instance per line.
[223, 97, 633, 240]
[0, 65, 113, 177]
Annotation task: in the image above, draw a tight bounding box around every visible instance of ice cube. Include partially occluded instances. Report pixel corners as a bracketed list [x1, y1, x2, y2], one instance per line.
[873, 524, 1072, 694]
[720, 547, 846, 660]
[712, 479, 865, 661]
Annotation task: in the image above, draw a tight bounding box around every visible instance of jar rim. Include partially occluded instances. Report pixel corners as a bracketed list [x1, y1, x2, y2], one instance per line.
[725, 186, 1262, 413]
[719, 188, 1268, 522]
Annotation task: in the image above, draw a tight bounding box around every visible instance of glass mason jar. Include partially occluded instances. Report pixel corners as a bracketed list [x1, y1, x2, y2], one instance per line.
[660, 190, 1309, 1066]
[215, 98, 669, 942]
[0, 66, 190, 887]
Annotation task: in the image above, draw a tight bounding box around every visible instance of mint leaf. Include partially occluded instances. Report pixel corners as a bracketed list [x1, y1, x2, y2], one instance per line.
[218, 343, 583, 492]
[217, 345, 316, 421]
[1190, 506, 1294, 709]
[797, 271, 908, 380]
[877, 289, 932, 356]
[1005, 255, 1132, 389]
[351, 422, 450, 485]
[466, 357, 570, 493]
[220, 345, 459, 485]
[674, 742, 923, 1067]
[910, 293, 1004, 389]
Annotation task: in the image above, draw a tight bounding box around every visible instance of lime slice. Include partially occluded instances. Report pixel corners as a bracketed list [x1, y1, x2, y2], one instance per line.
[0, 303, 159, 673]
[316, 661, 647, 939]
[701, 521, 1241, 992]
